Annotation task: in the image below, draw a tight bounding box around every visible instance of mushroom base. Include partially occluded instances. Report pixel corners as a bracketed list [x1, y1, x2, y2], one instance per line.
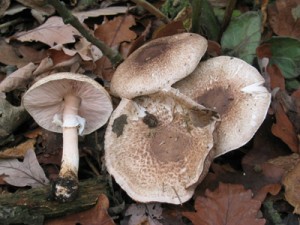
[52, 170, 79, 203]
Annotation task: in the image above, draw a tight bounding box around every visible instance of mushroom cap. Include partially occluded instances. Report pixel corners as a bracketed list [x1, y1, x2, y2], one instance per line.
[173, 56, 271, 157]
[110, 33, 208, 99]
[22, 72, 113, 135]
[105, 92, 218, 204]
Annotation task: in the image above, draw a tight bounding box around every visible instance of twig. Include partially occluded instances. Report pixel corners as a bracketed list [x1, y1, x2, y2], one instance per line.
[131, 0, 170, 24]
[47, 0, 123, 67]
[221, 0, 237, 33]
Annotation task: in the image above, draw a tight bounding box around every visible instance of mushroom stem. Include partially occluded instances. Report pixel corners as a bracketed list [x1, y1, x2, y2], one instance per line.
[53, 94, 82, 202]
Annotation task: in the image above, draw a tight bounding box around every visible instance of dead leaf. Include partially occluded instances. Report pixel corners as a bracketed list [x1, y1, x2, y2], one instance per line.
[0, 38, 37, 67]
[271, 103, 299, 152]
[267, 153, 300, 175]
[94, 15, 137, 80]
[12, 16, 80, 47]
[282, 161, 300, 214]
[45, 194, 115, 225]
[94, 15, 136, 48]
[124, 203, 163, 225]
[183, 183, 266, 225]
[267, 64, 285, 91]
[152, 21, 185, 39]
[0, 139, 36, 159]
[0, 149, 49, 188]
[0, 62, 37, 92]
[74, 6, 128, 22]
[268, 0, 300, 39]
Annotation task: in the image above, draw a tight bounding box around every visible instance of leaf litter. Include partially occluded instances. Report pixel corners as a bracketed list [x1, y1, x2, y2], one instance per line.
[0, 0, 300, 224]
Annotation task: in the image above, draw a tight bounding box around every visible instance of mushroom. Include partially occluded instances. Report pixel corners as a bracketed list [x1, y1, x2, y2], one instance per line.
[105, 91, 219, 204]
[173, 56, 271, 157]
[22, 72, 113, 202]
[110, 32, 208, 99]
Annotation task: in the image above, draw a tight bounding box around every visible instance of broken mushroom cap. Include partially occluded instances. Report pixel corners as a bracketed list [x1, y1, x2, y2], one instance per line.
[105, 92, 219, 204]
[110, 32, 208, 99]
[23, 72, 113, 135]
[23, 72, 113, 202]
[173, 56, 271, 157]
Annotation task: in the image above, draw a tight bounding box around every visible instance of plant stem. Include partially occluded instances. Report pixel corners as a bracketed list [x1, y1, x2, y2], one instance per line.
[221, 0, 237, 33]
[131, 0, 170, 24]
[48, 0, 123, 67]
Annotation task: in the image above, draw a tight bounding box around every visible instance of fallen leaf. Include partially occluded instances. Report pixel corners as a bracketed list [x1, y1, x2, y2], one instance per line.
[0, 139, 36, 159]
[0, 149, 49, 188]
[0, 38, 41, 67]
[94, 15, 136, 80]
[183, 183, 266, 225]
[45, 194, 115, 225]
[282, 162, 300, 214]
[152, 21, 185, 39]
[94, 15, 136, 48]
[268, 0, 300, 39]
[74, 6, 128, 22]
[0, 0, 10, 17]
[267, 153, 300, 175]
[15, 0, 54, 15]
[124, 203, 163, 225]
[12, 16, 80, 47]
[271, 103, 299, 152]
[267, 64, 285, 91]
[0, 62, 37, 92]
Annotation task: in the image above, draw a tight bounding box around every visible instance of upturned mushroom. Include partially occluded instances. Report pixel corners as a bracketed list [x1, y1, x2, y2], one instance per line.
[105, 91, 219, 204]
[173, 56, 271, 157]
[22, 72, 113, 202]
[110, 32, 208, 99]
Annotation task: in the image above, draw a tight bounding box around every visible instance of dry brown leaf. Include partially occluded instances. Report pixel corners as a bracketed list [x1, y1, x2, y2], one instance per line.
[272, 103, 299, 152]
[152, 21, 185, 39]
[282, 162, 300, 214]
[183, 183, 266, 225]
[0, 139, 36, 159]
[0, 149, 49, 188]
[45, 194, 115, 225]
[94, 15, 136, 48]
[0, 62, 37, 92]
[268, 0, 300, 39]
[94, 15, 137, 80]
[74, 6, 128, 22]
[0, 41, 46, 68]
[267, 64, 285, 90]
[12, 16, 80, 47]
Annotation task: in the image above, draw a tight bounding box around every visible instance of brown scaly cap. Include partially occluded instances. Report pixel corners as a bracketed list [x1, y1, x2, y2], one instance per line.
[173, 56, 271, 157]
[105, 92, 219, 204]
[110, 33, 208, 99]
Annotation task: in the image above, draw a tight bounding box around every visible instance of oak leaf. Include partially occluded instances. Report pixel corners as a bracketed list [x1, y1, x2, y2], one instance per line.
[268, 0, 300, 39]
[0, 149, 49, 188]
[183, 183, 265, 225]
[12, 16, 80, 47]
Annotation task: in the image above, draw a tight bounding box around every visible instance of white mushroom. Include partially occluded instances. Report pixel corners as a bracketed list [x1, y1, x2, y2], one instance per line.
[22, 72, 113, 202]
[105, 92, 219, 204]
[173, 56, 271, 157]
[110, 32, 208, 99]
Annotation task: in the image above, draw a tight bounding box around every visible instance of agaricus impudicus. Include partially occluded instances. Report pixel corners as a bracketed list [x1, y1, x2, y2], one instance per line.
[105, 92, 219, 204]
[22, 72, 113, 202]
[173, 56, 271, 157]
[110, 32, 208, 99]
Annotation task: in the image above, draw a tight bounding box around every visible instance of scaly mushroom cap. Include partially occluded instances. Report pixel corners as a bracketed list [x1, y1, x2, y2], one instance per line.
[22, 72, 113, 135]
[173, 56, 271, 157]
[110, 33, 208, 99]
[105, 92, 218, 204]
